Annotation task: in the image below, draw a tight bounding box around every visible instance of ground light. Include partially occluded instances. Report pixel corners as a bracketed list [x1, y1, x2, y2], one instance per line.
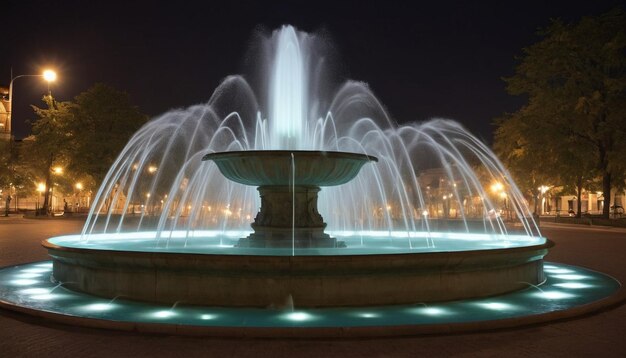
[0, 261, 620, 338]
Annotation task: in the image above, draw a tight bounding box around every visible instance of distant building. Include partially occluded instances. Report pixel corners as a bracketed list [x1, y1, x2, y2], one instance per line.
[543, 188, 624, 217]
[0, 86, 9, 140]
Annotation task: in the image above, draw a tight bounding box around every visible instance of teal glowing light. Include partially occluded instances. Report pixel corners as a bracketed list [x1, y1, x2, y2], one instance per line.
[416, 307, 449, 316]
[15, 273, 42, 279]
[30, 293, 62, 300]
[554, 282, 594, 289]
[20, 268, 50, 273]
[20, 288, 49, 295]
[200, 314, 217, 320]
[476, 302, 516, 311]
[283, 312, 315, 322]
[11, 279, 38, 286]
[83, 303, 117, 311]
[356, 312, 380, 318]
[152, 310, 177, 319]
[533, 291, 576, 300]
[551, 274, 590, 281]
[544, 268, 575, 274]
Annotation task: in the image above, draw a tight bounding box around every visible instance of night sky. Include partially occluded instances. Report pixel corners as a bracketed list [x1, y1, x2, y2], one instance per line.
[2, 0, 622, 143]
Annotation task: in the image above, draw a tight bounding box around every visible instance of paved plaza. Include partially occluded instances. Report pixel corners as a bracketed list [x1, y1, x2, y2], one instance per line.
[0, 216, 625, 357]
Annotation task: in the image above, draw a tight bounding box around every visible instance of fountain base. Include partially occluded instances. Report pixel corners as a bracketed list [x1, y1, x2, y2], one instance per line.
[237, 229, 341, 248]
[43, 236, 553, 308]
[239, 185, 340, 248]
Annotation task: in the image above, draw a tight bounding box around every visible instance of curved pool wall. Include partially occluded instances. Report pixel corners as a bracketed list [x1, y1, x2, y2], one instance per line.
[0, 261, 621, 337]
[44, 232, 551, 307]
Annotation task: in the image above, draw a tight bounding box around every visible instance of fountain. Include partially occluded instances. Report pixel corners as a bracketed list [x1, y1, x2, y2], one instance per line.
[41, 24, 551, 307]
[0, 25, 621, 336]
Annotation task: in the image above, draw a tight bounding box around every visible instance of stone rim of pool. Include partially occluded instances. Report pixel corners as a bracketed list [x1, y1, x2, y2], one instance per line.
[43, 232, 553, 307]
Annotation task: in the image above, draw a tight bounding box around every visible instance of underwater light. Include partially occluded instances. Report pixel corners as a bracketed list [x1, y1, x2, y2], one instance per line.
[553, 282, 594, 289]
[544, 268, 575, 274]
[356, 312, 380, 318]
[477, 302, 516, 311]
[534, 291, 576, 300]
[34, 263, 53, 268]
[551, 274, 590, 281]
[152, 310, 177, 319]
[20, 268, 50, 273]
[11, 279, 38, 286]
[416, 307, 449, 316]
[30, 293, 60, 300]
[15, 273, 42, 279]
[19, 288, 49, 295]
[283, 312, 315, 322]
[200, 314, 217, 320]
[83, 303, 117, 311]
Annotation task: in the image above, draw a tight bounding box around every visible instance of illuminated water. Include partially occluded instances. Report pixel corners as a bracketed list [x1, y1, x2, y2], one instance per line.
[81, 25, 539, 244]
[48, 231, 547, 256]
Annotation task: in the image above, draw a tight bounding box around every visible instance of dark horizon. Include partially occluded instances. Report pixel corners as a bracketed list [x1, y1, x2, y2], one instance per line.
[2, 0, 622, 143]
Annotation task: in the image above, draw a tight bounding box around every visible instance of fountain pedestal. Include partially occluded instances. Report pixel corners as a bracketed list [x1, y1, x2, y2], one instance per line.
[239, 185, 337, 248]
[203, 150, 377, 248]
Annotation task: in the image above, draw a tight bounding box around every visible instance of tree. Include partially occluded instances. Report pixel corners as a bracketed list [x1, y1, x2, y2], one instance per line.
[27, 84, 147, 214]
[499, 8, 626, 218]
[27, 96, 75, 213]
[67, 83, 147, 186]
[0, 140, 14, 189]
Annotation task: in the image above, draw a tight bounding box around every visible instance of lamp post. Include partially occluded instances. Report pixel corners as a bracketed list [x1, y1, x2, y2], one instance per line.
[36, 182, 45, 215]
[6, 69, 57, 139]
[490, 181, 507, 219]
[538, 185, 550, 215]
[75, 182, 83, 213]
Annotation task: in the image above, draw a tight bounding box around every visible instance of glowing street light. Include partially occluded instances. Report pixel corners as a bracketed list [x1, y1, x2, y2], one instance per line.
[489, 181, 509, 220]
[5, 69, 58, 139]
[42, 70, 57, 82]
[53, 166, 63, 175]
[490, 182, 504, 194]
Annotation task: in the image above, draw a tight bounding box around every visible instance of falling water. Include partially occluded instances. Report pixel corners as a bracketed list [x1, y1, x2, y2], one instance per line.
[81, 25, 540, 246]
[291, 152, 295, 256]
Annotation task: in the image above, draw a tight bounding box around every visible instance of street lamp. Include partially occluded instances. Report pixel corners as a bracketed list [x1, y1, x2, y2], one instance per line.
[36, 182, 45, 215]
[75, 182, 83, 213]
[490, 181, 508, 219]
[6, 69, 57, 139]
[538, 185, 550, 215]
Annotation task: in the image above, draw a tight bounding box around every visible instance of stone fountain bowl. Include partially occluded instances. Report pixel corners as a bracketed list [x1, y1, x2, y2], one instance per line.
[202, 150, 378, 187]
